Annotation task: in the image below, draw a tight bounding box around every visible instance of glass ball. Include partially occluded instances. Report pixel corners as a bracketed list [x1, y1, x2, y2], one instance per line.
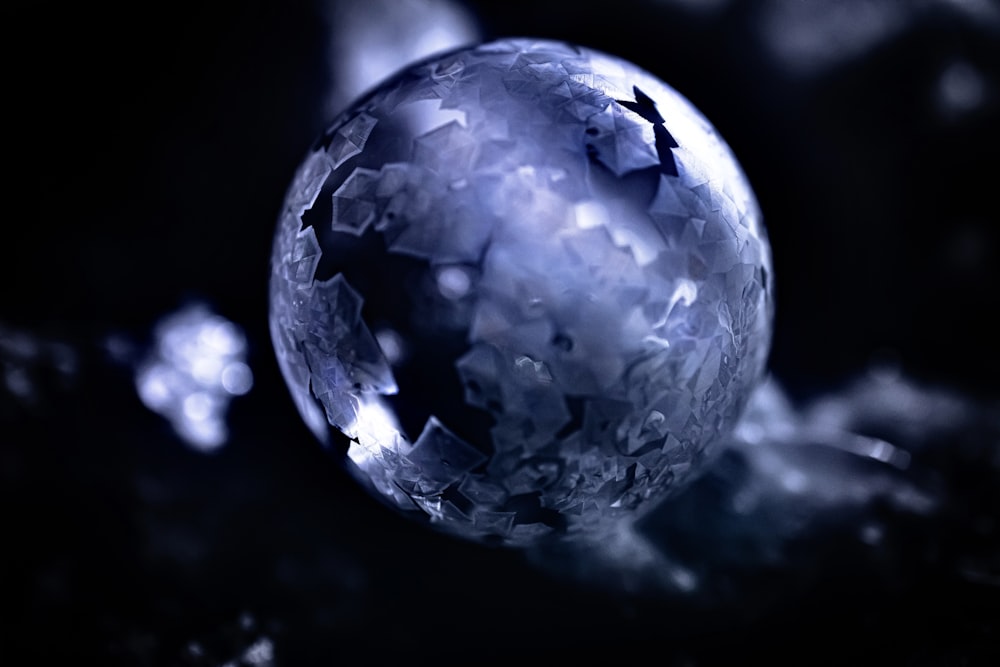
[269, 38, 774, 547]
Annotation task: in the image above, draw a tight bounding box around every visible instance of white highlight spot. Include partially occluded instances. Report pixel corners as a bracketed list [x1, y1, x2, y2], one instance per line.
[347, 394, 406, 466]
[671, 279, 698, 308]
[222, 362, 254, 395]
[938, 60, 986, 116]
[574, 200, 610, 229]
[375, 328, 406, 365]
[242, 637, 274, 666]
[135, 303, 254, 452]
[436, 266, 471, 300]
[183, 392, 214, 422]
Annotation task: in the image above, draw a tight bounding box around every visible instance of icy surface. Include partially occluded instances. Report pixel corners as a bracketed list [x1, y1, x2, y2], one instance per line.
[269, 38, 773, 546]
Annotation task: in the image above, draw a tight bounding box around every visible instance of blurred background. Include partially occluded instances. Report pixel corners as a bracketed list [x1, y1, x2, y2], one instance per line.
[3, 0, 999, 664]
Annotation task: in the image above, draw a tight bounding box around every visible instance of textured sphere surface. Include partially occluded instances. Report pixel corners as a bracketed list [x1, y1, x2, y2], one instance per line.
[269, 38, 773, 546]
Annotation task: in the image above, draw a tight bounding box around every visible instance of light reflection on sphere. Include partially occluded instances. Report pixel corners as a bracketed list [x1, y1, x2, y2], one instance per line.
[269, 38, 774, 547]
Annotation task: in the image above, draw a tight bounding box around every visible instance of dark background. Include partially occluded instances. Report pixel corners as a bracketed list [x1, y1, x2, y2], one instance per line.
[4, 1, 999, 664]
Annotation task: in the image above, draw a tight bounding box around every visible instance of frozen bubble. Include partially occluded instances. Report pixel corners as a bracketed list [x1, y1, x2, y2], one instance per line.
[270, 38, 773, 547]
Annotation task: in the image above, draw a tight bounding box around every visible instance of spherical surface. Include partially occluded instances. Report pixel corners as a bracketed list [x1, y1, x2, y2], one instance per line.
[269, 38, 773, 546]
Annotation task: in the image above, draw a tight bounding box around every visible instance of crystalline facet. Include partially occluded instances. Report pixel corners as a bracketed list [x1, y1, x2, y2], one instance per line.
[406, 416, 488, 494]
[328, 112, 379, 168]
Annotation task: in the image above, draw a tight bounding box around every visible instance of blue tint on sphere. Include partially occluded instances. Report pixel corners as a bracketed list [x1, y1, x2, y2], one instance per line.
[269, 38, 774, 546]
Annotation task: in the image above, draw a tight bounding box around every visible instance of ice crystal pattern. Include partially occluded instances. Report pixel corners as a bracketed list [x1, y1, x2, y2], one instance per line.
[269, 38, 773, 546]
